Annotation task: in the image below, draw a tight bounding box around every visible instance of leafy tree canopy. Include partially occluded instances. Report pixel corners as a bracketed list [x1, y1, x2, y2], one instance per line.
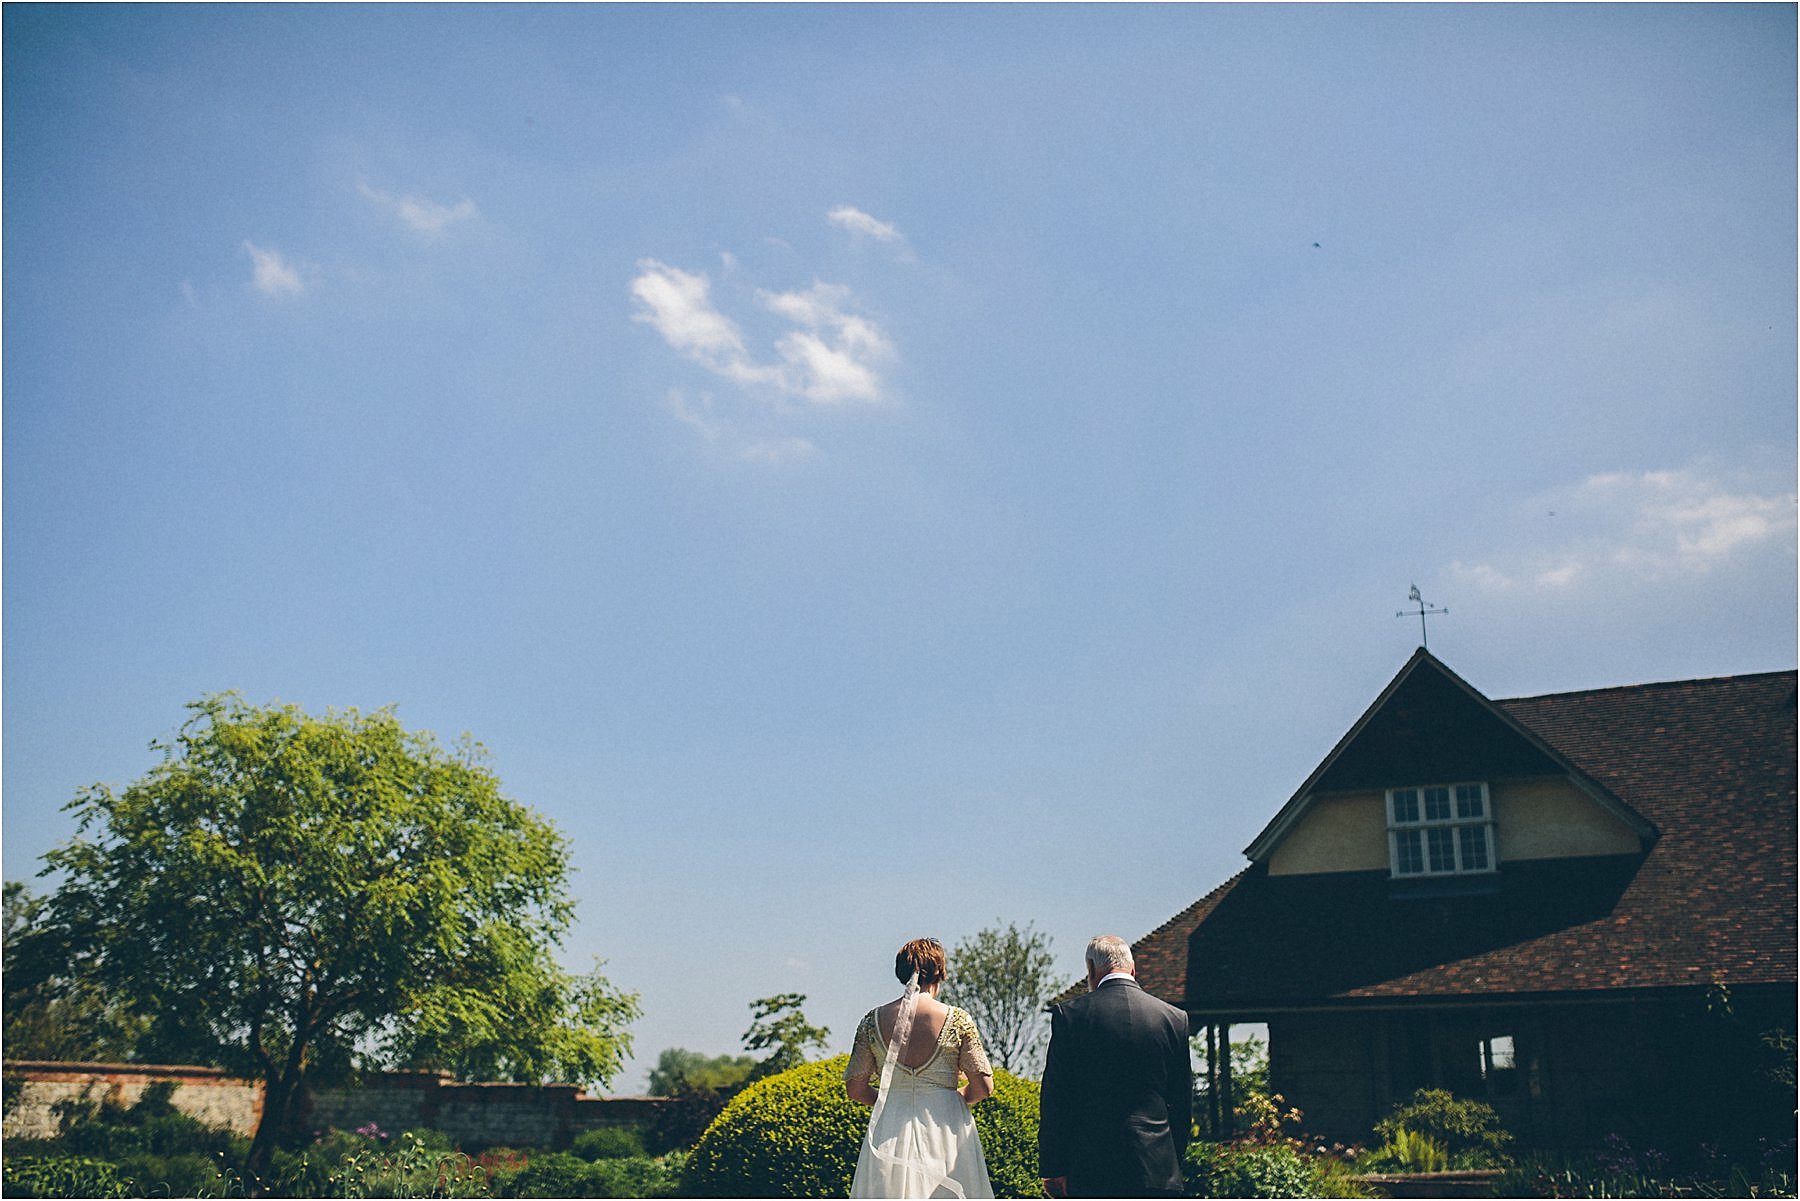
[4, 881, 148, 1062]
[647, 1046, 758, 1095]
[941, 921, 1058, 1076]
[15, 694, 638, 1176]
[743, 993, 830, 1079]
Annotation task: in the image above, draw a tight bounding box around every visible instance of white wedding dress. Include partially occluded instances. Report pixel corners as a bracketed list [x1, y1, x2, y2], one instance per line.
[846, 995, 996, 1199]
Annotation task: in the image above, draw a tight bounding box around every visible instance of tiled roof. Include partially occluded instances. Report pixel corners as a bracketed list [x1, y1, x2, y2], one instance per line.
[1130, 668, 1797, 1011]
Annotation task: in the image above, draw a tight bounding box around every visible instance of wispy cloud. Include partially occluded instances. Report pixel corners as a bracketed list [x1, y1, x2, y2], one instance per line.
[630, 260, 783, 391]
[630, 261, 896, 407]
[759, 282, 895, 404]
[1450, 467, 1796, 593]
[828, 205, 901, 243]
[242, 241, 303, 297]
[358, 182, 478, 238]
[664, 391, 816, 464]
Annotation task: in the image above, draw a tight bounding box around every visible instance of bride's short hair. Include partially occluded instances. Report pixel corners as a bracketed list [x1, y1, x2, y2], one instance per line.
[896, 938, 947, 986]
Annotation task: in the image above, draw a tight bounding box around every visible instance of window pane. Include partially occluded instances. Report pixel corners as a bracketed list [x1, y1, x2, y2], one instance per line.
[1459, 825, 1491, 871]
[1456, 784, 1485, 818]
[1427, 827, 1455, 871]
[1392, 789, 1420, 823]
[1395, 830, 1424, 874]
[1424, 787, 1451, 821]
[1488, 1035, 1516, 1071]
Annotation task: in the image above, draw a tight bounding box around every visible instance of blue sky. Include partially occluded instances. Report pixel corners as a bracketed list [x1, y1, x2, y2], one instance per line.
[5, 4, 1794, 1092]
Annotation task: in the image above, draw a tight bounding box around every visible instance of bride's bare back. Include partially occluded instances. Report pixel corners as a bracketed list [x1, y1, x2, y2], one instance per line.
[876, 993, 950, 1070]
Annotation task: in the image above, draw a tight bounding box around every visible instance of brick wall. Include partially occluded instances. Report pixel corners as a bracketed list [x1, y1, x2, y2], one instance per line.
[3, 1061, 671, 1150]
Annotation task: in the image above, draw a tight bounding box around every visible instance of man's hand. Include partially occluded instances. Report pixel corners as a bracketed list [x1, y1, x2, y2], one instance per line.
[1042, 1177, 1068, 1198]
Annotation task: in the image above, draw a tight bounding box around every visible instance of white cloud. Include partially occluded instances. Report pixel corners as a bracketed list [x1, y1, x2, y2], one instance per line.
[358, 182, 477, 238]
[631, 263, 896, 407]
[630, 260, 784, 390]
[242, 241, 303, 296]
[758, 282, 895, 404]
[1451, 468, 1796, 593]
[828, 205, 902, 243]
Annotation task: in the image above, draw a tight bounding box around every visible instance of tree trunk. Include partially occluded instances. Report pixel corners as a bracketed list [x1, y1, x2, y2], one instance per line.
[245, 1063, 305, 1192]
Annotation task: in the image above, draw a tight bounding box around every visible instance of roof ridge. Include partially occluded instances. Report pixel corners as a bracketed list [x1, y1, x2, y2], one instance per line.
[1498, 668, 1797, 706]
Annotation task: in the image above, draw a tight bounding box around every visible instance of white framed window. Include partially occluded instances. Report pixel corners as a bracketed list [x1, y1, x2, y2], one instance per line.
[1387, 783, 1496, 878]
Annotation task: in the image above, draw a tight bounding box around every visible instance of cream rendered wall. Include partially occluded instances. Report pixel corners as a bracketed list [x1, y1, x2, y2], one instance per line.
[1268, 793, 1388, 875]
[1266, 777, 1639, 876]
[1495, 777, 1640, 860]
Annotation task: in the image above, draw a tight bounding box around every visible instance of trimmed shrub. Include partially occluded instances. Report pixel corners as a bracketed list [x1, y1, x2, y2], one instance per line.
[682, 1054, 1041, 1198]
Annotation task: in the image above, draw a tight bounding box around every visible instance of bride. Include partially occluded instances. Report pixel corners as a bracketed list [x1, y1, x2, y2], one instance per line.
[845, 938, 996, 1199]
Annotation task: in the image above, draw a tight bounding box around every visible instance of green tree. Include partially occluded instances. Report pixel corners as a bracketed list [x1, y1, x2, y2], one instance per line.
[14, 694, 639, 1183]
[3, 881, 147, 1062]
[940, 921, 1057, 1075]
[743, 993, 830, 1079]
[647, 1046, 758, 1094]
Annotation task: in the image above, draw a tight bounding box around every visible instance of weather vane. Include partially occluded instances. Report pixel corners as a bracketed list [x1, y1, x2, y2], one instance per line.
[1397, 584, 1448, 650]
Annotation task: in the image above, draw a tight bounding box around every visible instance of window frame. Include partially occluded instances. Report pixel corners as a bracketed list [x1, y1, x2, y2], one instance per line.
[1386, 782, 1497, 879]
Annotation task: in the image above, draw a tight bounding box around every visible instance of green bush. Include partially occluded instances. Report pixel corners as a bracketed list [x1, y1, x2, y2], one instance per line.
[2, 1155, 132, 1198]
[263, 1129, 487, 1198]
[493, 1149, 678, 1198]
[1185, 1141, 1372, 1198]
[682, 1054, 1041, 1198]
[114, 1150, 235, 1197]
[571, 1125, 646, 1161]
[1371, 1088, 1513, 1170]
[1358, 1126, 1450, 1174]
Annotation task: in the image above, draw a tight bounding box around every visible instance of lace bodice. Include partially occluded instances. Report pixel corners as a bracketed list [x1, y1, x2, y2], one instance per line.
[847, 1004, 993, 1091]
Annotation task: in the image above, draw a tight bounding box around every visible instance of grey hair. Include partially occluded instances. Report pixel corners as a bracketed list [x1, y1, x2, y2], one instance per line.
[1085, 935, 1134, 975]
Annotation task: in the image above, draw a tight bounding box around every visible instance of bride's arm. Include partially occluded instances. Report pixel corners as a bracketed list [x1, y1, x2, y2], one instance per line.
[845, 1012, 880, 1106]
[954, 1011, 995, 1105]
[958, 1071, 994, 1106]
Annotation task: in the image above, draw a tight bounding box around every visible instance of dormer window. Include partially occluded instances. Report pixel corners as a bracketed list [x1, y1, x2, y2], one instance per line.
[1387, 783, 1494, 877]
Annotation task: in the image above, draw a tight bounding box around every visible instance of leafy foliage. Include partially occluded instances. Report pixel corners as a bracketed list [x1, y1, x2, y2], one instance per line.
[313, 1131, 489, 1198]
[3, 882, 147, 1062]
[1191, 1029, 1272, 1137]
[1, 1155, 133, 1198]
[1496, 1135, 1797, 1198]
[940, 921, 1058, 1076]
[1183, 1141, 1373, 1199]
[1361, 1127, 1450, 1173]
[570, 1126, 646, 1161]
[683, 1054, 1043, 1198]
[741, 994, 831, 1080]
[1370, 1088, 1513, 1170]
[645, 1048, 756, 1095]
[16, 695, 638, 1175]
[492, 1149, 679, 1197]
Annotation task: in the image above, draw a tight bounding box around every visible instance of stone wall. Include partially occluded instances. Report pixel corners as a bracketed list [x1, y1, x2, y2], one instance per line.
[3, 1061, 671, 1150]
[2, 1061, 263, 1141]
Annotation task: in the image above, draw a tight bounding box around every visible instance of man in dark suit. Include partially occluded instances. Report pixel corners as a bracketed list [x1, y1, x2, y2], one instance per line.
[1039, 935, 1191, 1199]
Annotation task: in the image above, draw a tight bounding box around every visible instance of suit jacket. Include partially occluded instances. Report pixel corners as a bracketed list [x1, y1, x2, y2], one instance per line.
[1039, 977, 1191, 1197]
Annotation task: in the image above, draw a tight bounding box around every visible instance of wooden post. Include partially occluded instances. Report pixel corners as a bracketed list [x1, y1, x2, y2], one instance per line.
[1219, 1021, 1234, 1138]
[1206, 1023, 1220, 1135]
